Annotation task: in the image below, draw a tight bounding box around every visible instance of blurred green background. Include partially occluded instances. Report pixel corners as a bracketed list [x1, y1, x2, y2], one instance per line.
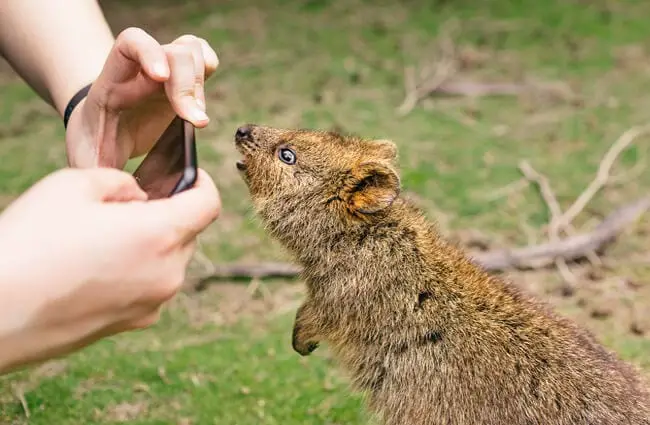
[0, 0, 648, 423]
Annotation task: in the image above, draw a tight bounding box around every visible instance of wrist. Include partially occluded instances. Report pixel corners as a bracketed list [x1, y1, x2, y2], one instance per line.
[65, 94, 122, 168]
[63, 83, 93, 129]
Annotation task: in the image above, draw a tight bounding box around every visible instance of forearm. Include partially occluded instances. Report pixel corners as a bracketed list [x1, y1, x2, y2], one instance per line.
[0, 0, 115, 116]
[0, 257, 49, 375]
[0, 272, 111, 376]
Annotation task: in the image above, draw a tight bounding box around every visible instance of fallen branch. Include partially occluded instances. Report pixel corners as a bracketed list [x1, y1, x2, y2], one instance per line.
[472, 195, 650, 271]
[192, 262, 302, 291]
[188, 196, 649, 289]
[429, 81, 526, 97]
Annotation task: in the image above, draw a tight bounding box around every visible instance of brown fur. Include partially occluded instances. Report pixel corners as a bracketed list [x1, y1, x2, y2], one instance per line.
[233, 124, 650, 425]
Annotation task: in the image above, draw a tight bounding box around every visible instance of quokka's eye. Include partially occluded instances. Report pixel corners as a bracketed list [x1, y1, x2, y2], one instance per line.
[278, 147, 297, 165]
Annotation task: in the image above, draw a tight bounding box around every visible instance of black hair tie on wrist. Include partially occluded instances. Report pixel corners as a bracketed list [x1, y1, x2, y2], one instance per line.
[63, 83, 92, 129]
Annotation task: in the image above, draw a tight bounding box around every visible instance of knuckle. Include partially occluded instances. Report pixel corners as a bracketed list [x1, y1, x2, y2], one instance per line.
[137, 268, 184, 307]
[151, 227, 181, 251]
[164, 230, 184, 250]
[164, 43, 193, 62]
[174, 34, 198, 45]
[208, 197, 222, 223]
[47, 168, 85, 189]
[50, 167, 78, 181]
[137, 222, 176, 252]
[130, 310, 162, 330]
[193, 205, 221, 234]
[210, 53, 220, 69]
[206, 180, 223, 219]
[155, 273, 185, 303]
[186, 239, 198, 253]
[198, 40, 219, 68]
[175, 87, 198, 100]
[170, 36, 205, 67]
[117, 27, 147, 44]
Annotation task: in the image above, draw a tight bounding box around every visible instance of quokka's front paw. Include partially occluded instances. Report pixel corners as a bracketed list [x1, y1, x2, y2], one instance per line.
[292, 326, 320, 356]
[293, 340, 319, 356]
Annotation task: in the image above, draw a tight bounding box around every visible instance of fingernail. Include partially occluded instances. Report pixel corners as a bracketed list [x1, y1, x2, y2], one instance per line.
[191, 107, 209, 123]
[152, 62, 169, 78]
[196, 98, 206, 111]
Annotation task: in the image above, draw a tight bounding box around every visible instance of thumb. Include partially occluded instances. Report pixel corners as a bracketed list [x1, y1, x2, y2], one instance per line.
[81, 167, 148, 203]
[143, 168, 221, 243]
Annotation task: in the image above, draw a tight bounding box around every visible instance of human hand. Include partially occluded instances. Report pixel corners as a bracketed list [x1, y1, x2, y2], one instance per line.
[64, 27, 219, 169]
[0, 167, 220, 374]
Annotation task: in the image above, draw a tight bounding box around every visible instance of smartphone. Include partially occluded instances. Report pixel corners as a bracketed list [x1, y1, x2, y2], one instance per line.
[132, 116, 198, 200]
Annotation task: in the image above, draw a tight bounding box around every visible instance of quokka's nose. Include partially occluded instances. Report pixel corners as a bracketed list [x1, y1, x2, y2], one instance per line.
[235, 125, 252, 141]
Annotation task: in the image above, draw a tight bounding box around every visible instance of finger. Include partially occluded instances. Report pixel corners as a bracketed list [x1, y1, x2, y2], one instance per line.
[172, 35, 207, 110]
[163, 44, 209, 127]
[171, 36, 218, 78]
[113, 304, 163, 332]
[197, 38, 219, 78]
[145, 168, 221, 244]
[128, 307, 163, 330]
[92, 28, 170, 109]
[79, 167, 148, 203]
[105, 27, 170, 84]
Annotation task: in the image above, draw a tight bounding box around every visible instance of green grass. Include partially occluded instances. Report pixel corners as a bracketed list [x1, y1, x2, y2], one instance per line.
[1, 308, 369, 425]
[1, 0, 649, 423]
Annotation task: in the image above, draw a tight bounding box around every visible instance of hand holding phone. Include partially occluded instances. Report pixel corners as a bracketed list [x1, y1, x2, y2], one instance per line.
[132, 116, 198, 200]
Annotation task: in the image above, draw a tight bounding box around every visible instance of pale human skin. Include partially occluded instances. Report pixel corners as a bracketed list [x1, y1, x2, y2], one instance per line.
[0, 0, 219, 169]
[0, 1, 222, 374]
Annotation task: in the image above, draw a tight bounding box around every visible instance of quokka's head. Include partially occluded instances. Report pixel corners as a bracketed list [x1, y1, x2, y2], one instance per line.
[233, 124, 402, 226]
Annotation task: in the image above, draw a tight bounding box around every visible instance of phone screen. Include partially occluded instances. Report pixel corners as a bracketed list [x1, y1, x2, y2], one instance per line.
[132, 116, 197, 200]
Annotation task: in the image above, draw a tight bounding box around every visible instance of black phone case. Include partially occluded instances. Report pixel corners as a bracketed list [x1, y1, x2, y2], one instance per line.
[132, 116, 198, 200]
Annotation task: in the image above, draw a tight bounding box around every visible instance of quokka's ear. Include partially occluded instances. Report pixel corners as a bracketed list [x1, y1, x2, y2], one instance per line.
[368, 139, 398, 162]
[343, 162, 400, 215]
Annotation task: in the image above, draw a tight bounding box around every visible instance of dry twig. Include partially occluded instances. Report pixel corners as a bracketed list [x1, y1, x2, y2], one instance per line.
[482, 177, 529, 201]
[247, 277, 275, 308]
[518, 160, 579, 291]
[394, 20, 561, 116]
[558, 124, 650, 229]
[609, 144, 647, 185]
[11, 384, 30, 418]
[396, 21, 460, 116]
[191, 246, 216, 275]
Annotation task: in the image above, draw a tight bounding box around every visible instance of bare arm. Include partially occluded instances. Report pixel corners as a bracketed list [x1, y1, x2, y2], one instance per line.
[0, 0, 115, 116]
[0, 1, 218, 169]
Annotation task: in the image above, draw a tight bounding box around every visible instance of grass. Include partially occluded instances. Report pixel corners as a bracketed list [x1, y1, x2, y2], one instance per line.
[1, 0, 649, 423]
[1, 305, 369, 425]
